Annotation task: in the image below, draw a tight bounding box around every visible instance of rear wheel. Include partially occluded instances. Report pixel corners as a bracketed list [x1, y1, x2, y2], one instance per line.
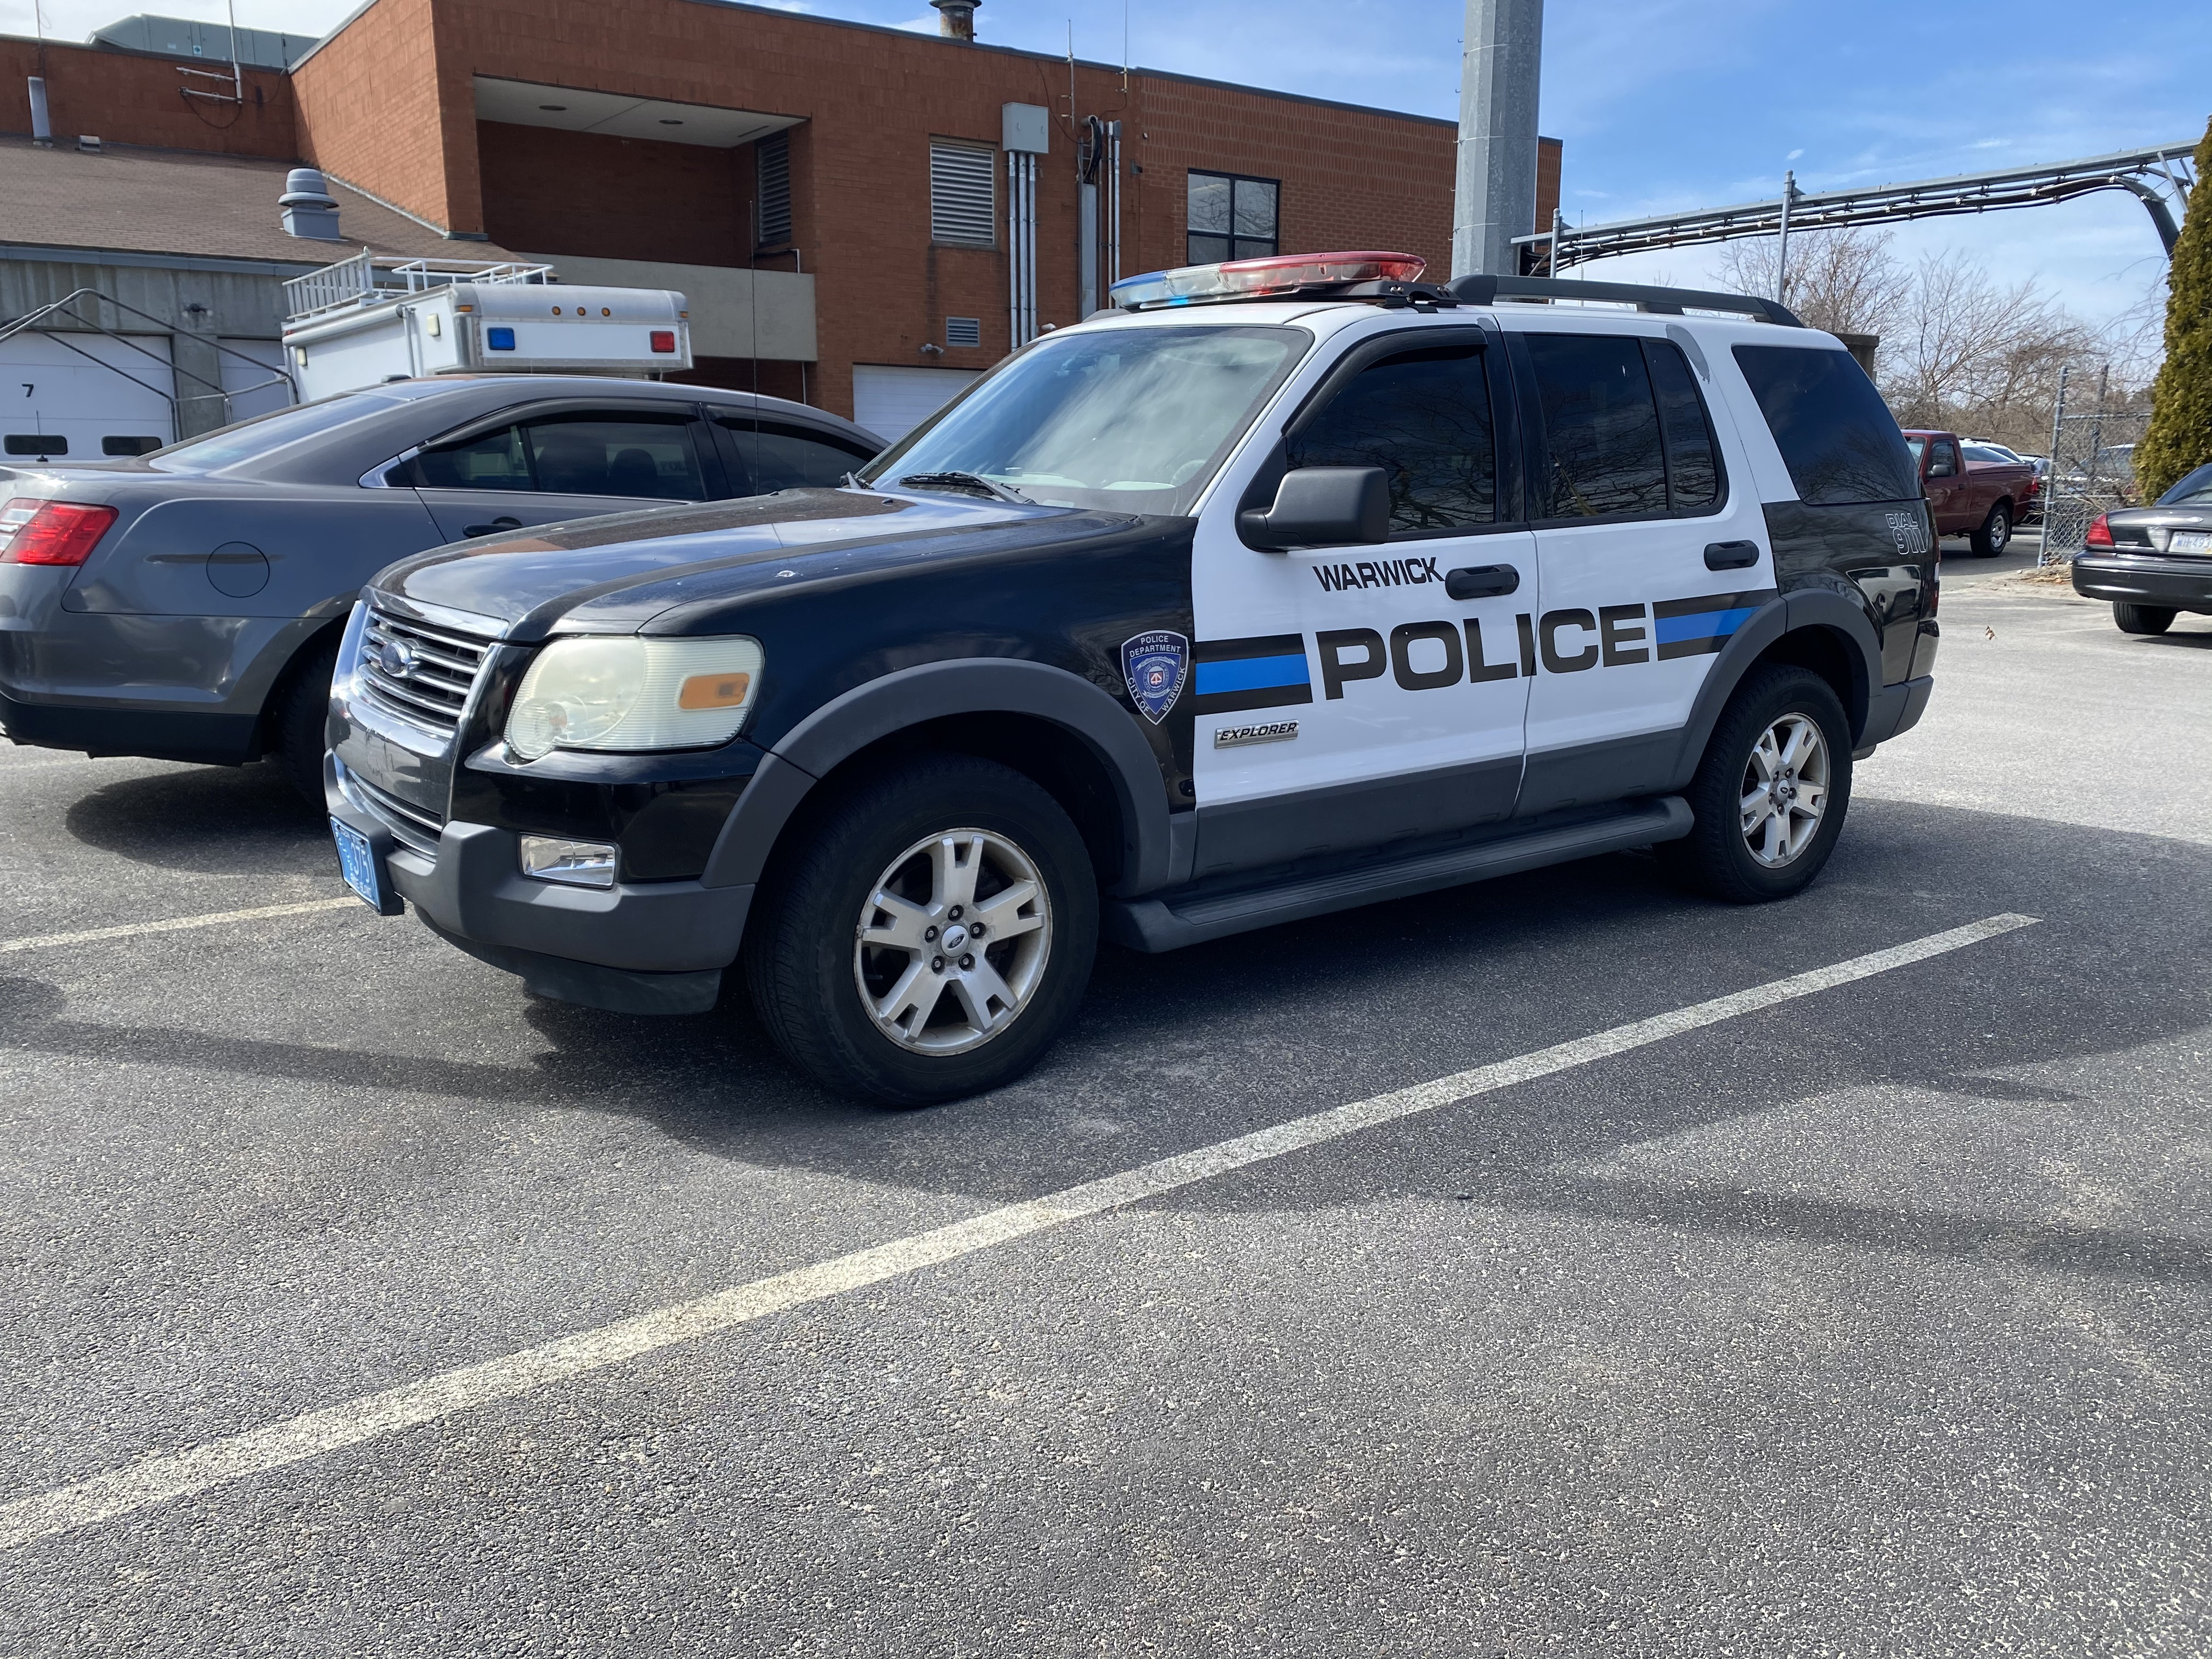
[1661, 665, 1852, 904]
[742, 753, 1098, 1105]
[270, 636, 340, 805]
[1969, 501, 2011, 556]
[2114, 603, 2176, 636]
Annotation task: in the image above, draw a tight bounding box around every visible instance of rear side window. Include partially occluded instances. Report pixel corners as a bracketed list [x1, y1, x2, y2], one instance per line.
[718, 419, 874, 494]
[1646, 341, 1720, 511]
[1288, 343, 1497, 534]
[1525, 334, 1668, 519]
[1733, 345, 1917, 504]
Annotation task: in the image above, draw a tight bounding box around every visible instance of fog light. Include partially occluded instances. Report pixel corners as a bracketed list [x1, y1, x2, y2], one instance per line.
[520, 835, 618, 889]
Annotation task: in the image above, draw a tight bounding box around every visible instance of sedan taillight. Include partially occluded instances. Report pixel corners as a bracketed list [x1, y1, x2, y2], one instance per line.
[0, 498, 119, 566]
[2083, 514, 2114, 550]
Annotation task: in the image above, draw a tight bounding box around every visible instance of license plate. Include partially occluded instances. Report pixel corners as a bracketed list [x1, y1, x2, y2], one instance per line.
[331, 817, 387, 911]
[2172, 530, 2211, 554]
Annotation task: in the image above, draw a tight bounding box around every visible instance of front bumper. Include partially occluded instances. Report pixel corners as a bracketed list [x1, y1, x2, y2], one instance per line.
[328, 753, 752, 1016]
[2072, 554, 2212, 612]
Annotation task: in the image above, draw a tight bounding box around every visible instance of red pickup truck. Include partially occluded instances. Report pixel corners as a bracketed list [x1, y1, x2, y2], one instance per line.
[1903, 430, 2038, 556]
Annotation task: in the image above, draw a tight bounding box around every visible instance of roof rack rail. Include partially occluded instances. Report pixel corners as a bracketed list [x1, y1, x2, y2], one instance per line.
[1447, 274, 1803, 326]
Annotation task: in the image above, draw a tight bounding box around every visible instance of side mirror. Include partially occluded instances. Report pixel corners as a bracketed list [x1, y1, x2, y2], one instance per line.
[1237, 466, 1390, 552]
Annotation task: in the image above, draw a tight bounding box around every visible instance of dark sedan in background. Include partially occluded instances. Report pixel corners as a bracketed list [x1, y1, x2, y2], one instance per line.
[2074, 461, 2212, 635]
[0, 377, 880, 797]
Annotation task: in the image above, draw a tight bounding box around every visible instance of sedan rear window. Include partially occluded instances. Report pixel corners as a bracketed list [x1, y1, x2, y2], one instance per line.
[1733, 345, 1918, 505]
[149, 394, 396, 473]
[2157, 461, 2212, 508]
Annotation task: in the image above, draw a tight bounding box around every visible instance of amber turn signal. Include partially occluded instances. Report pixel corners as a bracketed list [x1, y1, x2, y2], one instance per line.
[676, 670, 752, 710]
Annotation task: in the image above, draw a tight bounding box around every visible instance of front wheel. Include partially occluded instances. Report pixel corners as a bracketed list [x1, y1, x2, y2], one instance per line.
[2114, 603, 2176, 636]
[1969, 502, 2011, 556]
[742, 753, 1098, 1105]
[1660, 665, 1853, 904]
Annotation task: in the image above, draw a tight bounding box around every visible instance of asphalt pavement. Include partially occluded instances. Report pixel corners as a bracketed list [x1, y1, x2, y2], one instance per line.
[1, 556, 2207, 1656]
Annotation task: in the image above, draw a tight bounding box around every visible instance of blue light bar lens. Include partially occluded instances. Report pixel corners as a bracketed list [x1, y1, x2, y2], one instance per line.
[487, 326, 516, 351]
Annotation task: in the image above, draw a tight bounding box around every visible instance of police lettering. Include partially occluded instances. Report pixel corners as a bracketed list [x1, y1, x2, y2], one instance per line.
[1319, 604, 1672, 697]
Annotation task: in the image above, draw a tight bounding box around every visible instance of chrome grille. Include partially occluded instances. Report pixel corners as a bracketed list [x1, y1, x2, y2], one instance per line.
[358, 607, 492, 737]
[340, 762, 444, 859]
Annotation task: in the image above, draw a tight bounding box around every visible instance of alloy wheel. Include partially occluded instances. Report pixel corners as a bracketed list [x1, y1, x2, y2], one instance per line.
[853, 828, 1053, 1054]
[1739, 713, 1830, 867]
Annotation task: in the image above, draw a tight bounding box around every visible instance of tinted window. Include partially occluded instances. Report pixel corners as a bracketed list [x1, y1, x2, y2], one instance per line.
[413, 414, 705, 500]
[1526, 334, 1668, 518]
[1927, 441, 1959, 478]
[2158, 461, 2212, 508]
[1288, 343, 1496, 534]
[1962, 444, 2010, 463]
[1645, 339, 1720, 512]
[1733, 345, 1918, 504]
[719, 420, 873, 493]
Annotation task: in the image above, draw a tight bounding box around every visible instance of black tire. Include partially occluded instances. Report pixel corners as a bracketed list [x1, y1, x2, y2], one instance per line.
[741, 753, 1099, 1105]
[2114, 603, 2176, 636]
[270, 636, 341, 806]
[1968, 501, 2011, 556]
[1659, 665, 1853, 904]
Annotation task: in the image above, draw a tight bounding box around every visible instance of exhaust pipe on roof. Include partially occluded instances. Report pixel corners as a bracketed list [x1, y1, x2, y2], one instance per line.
[28, 77, 52, 148]
[930, 0, 978, 40]
[279, 167, 343, 240]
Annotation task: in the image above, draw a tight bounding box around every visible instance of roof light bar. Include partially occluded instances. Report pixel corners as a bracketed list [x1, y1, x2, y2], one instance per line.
[1110, 251, 1427, 312]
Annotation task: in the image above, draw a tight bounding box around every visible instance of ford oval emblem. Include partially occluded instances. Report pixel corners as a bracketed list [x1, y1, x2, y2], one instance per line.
[377, 639, 419, 679]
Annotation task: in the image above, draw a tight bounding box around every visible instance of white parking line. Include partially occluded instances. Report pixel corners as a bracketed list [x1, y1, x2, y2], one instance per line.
[0, 898, 360, 955]
[0, 911, 2038, 1551]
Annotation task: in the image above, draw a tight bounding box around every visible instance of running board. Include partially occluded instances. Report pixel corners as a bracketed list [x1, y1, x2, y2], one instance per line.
[1104, 796, 1693, 953]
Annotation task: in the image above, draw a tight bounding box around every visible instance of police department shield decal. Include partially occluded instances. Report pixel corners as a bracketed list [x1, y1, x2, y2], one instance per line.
[1120, 630, 1189, 724]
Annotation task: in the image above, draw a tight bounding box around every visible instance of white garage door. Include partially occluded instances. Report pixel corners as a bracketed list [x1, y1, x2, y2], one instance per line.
[0, 332, 175, 461]
[851, 364, 981, 446]
[218, 338, 294, 425]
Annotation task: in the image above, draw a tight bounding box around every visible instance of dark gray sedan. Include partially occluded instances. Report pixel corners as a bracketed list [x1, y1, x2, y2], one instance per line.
[2073, 460, 2212, 635]
[0, 377, 880, 797]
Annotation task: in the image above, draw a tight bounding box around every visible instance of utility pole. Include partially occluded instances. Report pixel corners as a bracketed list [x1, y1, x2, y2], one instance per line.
[1452, 0, 1543, 278]
[1773, 169, 1798, 304]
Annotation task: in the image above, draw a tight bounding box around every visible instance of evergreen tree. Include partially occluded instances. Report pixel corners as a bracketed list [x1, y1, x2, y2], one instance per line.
[2137, 118, 2212, 500]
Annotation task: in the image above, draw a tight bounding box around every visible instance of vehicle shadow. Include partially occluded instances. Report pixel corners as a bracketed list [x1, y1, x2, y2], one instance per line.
[6, 799, 2207, 1291]
[61, 759, 328, 877]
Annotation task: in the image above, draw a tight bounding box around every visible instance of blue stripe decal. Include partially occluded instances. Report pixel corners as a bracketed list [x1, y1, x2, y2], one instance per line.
[1194, 653, 1310, 695]
[1653, 607, 1755, 645]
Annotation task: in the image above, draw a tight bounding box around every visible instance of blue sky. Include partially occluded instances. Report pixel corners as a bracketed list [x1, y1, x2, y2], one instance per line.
[10, 0, 2204, 328]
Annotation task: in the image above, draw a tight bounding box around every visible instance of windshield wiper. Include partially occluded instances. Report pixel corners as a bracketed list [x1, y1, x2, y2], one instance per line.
[895, 471, 1031, 504]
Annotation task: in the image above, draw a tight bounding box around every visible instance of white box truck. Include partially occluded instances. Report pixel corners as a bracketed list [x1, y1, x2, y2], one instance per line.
[280, 251, 692, 402]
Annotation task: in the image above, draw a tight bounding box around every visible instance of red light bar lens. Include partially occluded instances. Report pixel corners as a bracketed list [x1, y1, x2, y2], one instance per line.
[0, 498, 118, 566]
[2084, 513, 2114, 549]
[1110, 251, 1427, 311]
[649, 330, 676, 353]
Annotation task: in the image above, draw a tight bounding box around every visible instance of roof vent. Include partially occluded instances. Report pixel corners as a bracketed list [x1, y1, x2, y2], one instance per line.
[77, 134, 103, 154]
[279, 167, 342, 241]
[930, 0, 978, 41]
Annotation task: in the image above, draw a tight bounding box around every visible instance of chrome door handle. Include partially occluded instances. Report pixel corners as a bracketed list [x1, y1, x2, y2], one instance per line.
[1445, 563, 1520, 600]
[1703, 540, 1760, 570]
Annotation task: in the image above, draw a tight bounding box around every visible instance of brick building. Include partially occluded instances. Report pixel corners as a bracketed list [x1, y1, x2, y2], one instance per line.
[3, 1, 1560, 439]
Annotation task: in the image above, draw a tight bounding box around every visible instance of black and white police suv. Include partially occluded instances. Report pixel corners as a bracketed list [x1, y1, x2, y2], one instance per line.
[327, 252, 1937, 1104]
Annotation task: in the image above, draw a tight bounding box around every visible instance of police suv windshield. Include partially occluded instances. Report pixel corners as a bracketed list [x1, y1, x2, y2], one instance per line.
[861, 324, 1310, 516]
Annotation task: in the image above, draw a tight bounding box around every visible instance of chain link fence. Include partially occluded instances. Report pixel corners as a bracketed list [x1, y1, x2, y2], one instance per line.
[2038, 365, 2151, 564]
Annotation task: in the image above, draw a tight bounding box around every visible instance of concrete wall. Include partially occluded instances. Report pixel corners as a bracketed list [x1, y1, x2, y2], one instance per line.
[523, 253, 816, 362]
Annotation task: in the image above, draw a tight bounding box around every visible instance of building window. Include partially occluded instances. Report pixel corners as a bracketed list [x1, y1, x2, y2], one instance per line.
[945, 316, 981, 349]
[755, 131, 792, 248]
[1187, 170, 1278, 266]
[930, 141, 996, 246]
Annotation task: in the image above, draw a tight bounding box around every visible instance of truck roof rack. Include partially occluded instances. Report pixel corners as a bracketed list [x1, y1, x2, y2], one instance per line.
[1448, 274, 1804, 326]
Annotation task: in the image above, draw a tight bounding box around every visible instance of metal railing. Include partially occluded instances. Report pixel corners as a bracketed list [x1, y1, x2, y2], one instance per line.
[0, 288, 296, 436]
[282, 250, 555, 323]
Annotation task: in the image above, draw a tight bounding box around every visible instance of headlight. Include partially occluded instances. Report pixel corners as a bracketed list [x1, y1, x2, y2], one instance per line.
[506, 634, 763, 760]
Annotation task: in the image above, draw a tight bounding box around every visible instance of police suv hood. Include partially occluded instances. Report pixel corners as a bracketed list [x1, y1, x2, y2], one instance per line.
[370, 488, 1122, 640]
